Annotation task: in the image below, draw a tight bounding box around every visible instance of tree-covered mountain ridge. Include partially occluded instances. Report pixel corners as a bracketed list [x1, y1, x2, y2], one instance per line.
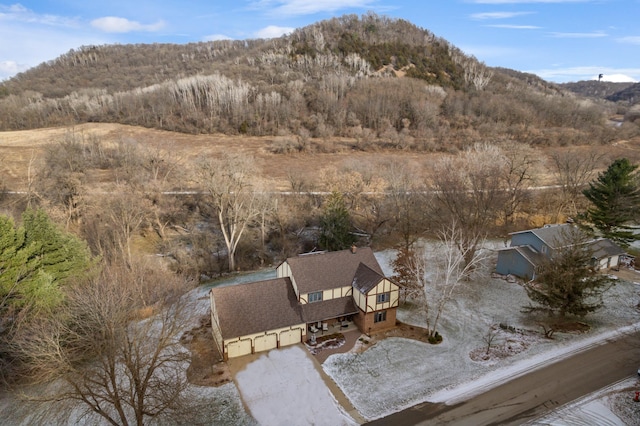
[0, 12, 638, 150]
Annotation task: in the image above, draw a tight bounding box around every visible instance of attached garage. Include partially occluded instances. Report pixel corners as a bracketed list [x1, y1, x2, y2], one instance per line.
[226, 339, 252, 358]
[254, 333, 278, 352]
[279, 328, 302, 347]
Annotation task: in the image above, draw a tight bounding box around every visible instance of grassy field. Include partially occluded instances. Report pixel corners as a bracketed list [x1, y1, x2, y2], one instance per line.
[2, 123, 640, 193]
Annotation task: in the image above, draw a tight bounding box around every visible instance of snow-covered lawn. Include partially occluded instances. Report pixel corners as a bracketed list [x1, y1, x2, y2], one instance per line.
[320, 249, 640, 421]
[4, 246, 636, 425]
[234, 346, 356, 426]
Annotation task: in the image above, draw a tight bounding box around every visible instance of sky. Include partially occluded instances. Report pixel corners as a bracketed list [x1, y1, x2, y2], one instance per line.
[0, 0, 639, 84]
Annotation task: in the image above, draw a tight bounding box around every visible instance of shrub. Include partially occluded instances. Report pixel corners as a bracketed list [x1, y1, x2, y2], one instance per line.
[428, 332, 443, 344]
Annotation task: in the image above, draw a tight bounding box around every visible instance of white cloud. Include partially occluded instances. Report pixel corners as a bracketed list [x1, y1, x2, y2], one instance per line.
[548, 31, 607, 38]
[255, 25, 295, 38]
[0, 3, 80, 27]
[250, 0, 376, 16]
[532, 66, 640, 83]
[471, 11, 533, 19]
[592, 73, 637, 83]
[487, 24, 540, 29]
[204, 34, 233, 41]
[617, 36, 640, 45]
[91, 17, 165, 33]
[0, 60, 28, 80]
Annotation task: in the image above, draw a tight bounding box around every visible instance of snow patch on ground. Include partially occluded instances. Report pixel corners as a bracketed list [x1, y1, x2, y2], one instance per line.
[322, 244, 640, 421]
[235, 346, 356, 426]
[527, 378, 639, 425]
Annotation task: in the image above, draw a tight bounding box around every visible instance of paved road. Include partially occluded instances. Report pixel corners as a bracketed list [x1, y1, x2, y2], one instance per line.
[369, 330, 640, 425]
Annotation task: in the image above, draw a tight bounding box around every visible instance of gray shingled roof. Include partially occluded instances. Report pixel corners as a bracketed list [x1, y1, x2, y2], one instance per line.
[514, 245, 545, 266]
[352, 262, 385, 294]
[510, 223, 578, 248]
[590, 238, 625, 259]
[284, 247, 383, 294]
[211, 278, 303, 339]
[301, 296, 358, 323]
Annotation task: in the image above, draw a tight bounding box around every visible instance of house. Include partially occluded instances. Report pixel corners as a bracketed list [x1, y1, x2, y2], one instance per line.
[590, 238, 627, 270]
[495, 224, 626, 280]
[210, 246, 399, 360]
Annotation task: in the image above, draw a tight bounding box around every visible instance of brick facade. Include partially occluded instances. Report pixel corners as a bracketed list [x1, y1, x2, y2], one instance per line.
[354, 307, 397, 335]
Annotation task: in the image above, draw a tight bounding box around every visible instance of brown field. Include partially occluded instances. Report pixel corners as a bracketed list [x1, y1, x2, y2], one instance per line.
[2, 123, 640, 192]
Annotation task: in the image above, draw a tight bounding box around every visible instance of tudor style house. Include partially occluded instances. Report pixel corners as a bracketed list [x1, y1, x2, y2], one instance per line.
[495, 223, 626, 280]
[210, 246, 399, 360]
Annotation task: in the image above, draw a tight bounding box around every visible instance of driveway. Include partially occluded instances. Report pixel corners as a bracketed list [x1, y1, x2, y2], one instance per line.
[231, 345, 361, 426]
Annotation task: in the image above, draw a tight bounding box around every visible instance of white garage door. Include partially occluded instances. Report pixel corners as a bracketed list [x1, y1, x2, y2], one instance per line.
[226, 339, 252, 358]
[279, 328, 302, 347]
[254, 334, 278, 353]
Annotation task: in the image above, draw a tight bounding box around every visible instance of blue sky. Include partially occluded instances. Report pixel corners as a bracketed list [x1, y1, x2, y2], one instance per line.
[1, 0, 639, 83]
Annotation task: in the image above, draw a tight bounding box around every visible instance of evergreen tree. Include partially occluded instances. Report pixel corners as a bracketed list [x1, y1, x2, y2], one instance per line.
[524, 227, 613, 318]
[582, 158, 640, 246]
[318, 192, 357, 251]
[0, 209, 92, 314]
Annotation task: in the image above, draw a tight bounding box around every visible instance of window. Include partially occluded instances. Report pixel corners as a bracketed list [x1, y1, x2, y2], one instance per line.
[374, 311, 387, 323]
[376, 292, 390, 304]
[308, 291, 323, 303]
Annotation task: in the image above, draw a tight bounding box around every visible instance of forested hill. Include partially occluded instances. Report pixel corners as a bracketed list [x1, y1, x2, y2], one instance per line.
[0, 13, 637, 150]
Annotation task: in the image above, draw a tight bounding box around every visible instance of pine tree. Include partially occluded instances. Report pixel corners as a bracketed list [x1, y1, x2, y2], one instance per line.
[582, 158, 640, 246]
[318, 191, 357, 251]
[0, 209, 92, 313]
[524, 227, 613, 318]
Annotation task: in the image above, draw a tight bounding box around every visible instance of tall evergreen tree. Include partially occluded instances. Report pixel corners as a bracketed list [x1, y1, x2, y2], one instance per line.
[318, 191, 357, 251]
[582, 158, 640, 246]
[524, 227, 613, 318]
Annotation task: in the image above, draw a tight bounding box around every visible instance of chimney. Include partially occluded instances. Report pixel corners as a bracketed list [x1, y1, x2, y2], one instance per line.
[351, 245, 357, 254]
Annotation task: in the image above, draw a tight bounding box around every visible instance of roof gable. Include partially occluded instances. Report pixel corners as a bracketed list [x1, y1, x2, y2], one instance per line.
[352, 262, 385, 294]
[284, 247, 383, 294]
[211, 277, 303, 339]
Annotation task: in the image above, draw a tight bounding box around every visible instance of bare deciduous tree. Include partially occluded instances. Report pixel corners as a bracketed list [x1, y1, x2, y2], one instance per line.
[550, 150, 602, 218]
[196, 154, 260, 272]
[407, 221, 487, 339]
[385, 161, 427, 250]
[482, 324, 502, 355]
[431, 143, 505, 265]
[499, 141, 538, 228]
[10, 261, 198, 426]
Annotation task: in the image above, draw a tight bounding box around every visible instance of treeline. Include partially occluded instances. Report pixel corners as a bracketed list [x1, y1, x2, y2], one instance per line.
[1, 13, 636, 149]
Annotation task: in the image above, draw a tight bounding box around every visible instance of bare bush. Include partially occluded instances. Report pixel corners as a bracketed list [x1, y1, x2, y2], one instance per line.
[9, 260, 199, 426]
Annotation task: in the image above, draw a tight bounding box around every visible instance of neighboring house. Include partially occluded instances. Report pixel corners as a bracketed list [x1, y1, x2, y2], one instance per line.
[496, 224, 626, 280]
[210, 246, 399, 360]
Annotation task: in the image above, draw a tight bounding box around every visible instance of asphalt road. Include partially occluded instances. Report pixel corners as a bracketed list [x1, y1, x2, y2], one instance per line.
[369, 330, 640, 425]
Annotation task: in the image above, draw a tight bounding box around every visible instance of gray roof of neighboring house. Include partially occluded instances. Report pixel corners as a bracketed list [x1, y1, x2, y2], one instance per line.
[301, 296, 359, 324]
[510, 223, 575, 248]
[211, 278, 304, 339]
[499, 245, 546, 267]
[352, 262, 385, 294]
[590, 238, 625, 259]
[283, 247, 383, 294]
